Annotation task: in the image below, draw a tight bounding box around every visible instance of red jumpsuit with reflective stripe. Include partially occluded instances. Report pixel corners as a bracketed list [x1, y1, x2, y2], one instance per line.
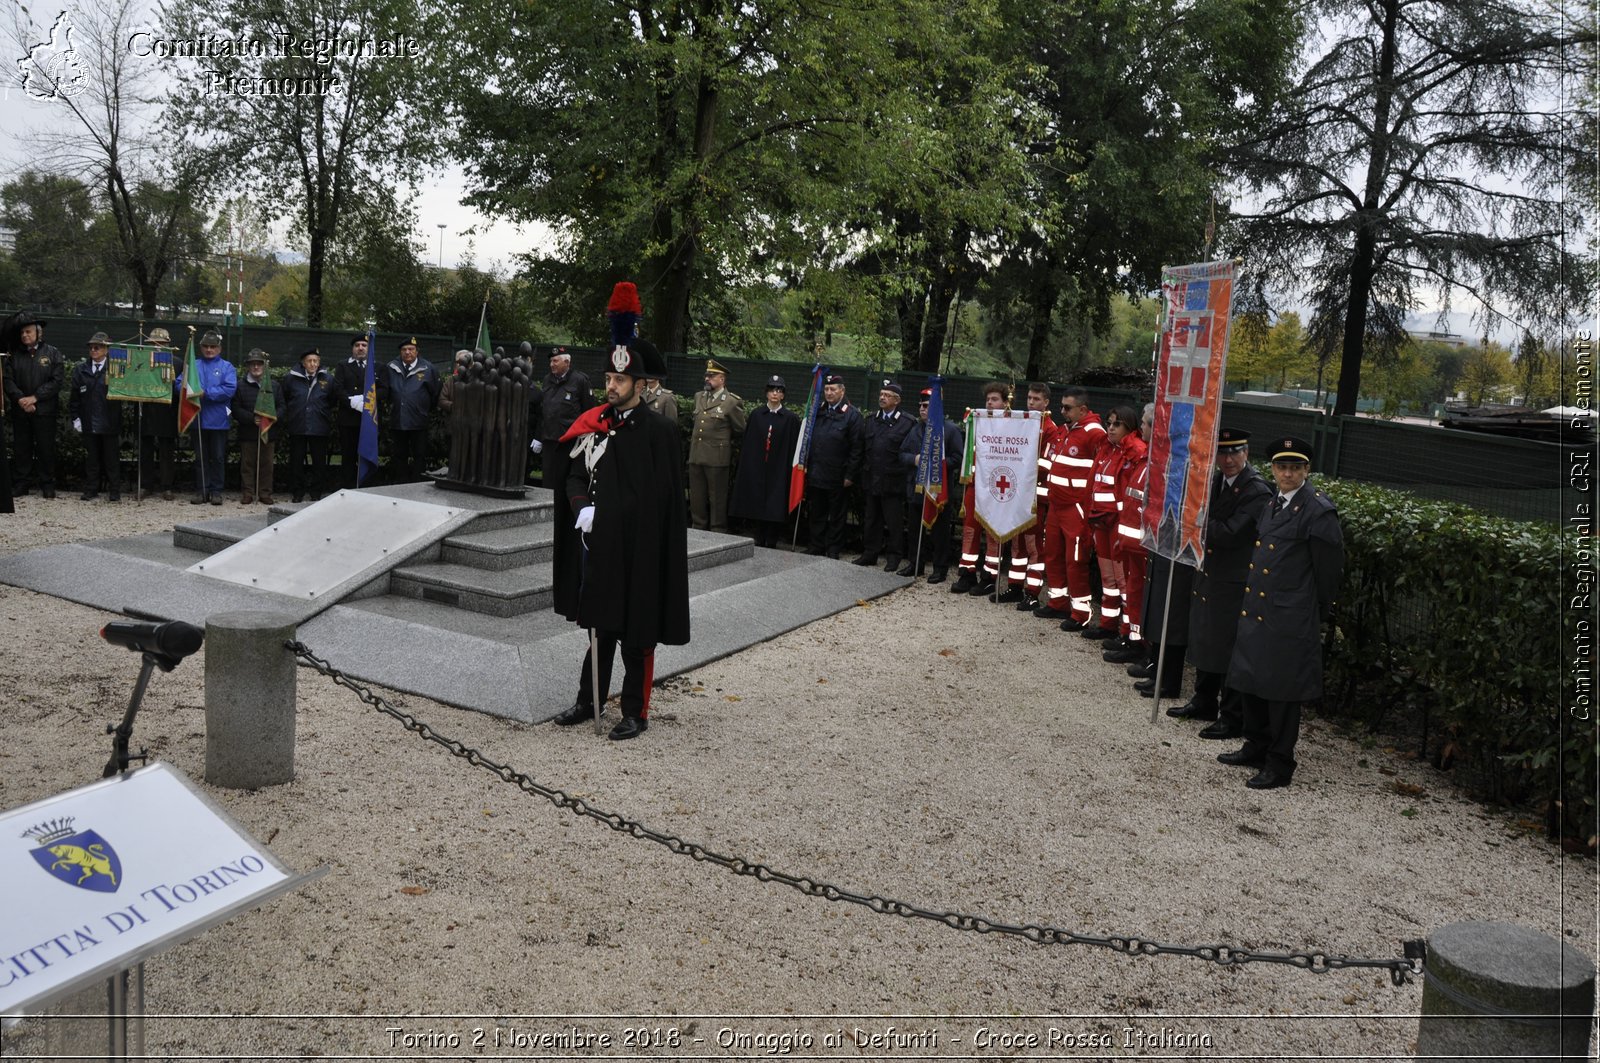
[1041, 412, 1106, 622]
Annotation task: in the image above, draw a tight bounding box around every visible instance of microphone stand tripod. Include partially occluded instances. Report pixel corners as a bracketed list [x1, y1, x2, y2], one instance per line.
[103, 649, 184, 779]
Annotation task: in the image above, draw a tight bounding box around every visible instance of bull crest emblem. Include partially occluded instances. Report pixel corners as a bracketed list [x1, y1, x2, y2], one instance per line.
[23, 816, 122, 893]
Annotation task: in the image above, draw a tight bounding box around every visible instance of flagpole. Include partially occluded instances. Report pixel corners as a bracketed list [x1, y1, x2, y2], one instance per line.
[475, 289, 490, 351]
[254, 436, 262, 504]
[136, 405, 144, 503]
[188, 327, 205, 502]
[1149, 563, 1177, 725]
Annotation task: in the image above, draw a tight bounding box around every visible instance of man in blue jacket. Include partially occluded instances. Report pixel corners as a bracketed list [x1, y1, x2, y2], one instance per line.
[190, 331, 236, 505]
[381, 336, 441, 483]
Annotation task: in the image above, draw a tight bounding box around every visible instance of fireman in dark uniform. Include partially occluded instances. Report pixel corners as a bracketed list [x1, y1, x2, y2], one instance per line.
[855, 378, 915, 570]
[1219, 436, 1344, 789]
[1168, 428, 1272, 734]
[804, 372, 864, 558]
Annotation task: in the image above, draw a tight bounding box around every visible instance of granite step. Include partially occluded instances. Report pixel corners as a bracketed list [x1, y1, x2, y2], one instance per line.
[389, 530, 757, 618]
[440, 523, 557, 571]
[389, 560, 554, 617]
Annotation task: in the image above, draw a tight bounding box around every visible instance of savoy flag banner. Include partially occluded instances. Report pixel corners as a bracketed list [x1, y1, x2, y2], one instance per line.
[1144, 258, 1237, 566]
[969, 409, 1042, 542]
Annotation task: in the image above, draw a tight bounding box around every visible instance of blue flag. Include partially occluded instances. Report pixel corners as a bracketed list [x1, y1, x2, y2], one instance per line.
[358, 326, 380, 486]
[917, 376, 950, 529]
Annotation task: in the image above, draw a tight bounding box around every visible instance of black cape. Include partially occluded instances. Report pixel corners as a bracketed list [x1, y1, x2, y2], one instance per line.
[557, 404, 691, 647]
[729, 404, 800, 523]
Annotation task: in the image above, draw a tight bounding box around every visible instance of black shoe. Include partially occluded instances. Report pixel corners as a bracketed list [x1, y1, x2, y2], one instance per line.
[1198, 721, 1243, 740]
[107, 491, 121, 502]
[1140, 686, 1181, 699]
[80, 491, 99, 501]
[1104, 645, 1143, 664]
[853, 555, 879, 567]
[927, 569, 948, 585]
[996, 587, 1024, 604]
[41, 488, 55, 499]
[609, 716, 648, 741]
[1059, 617, 1086, 632]
[950, 573, 975, 594]
[551, 702, 595, 726]
[1246, 769, 1291, 790]
[209, 494, 223, 505]
[1217, 748, 1266, 768]
[896, 561, 918, 577]
[1034, 604, 1069, 620]
[13, 485, 29, 497]
[1127, 660, 1155, 678]
[1166, 698, 1219, 721]
[880, 557, 897, 572]
[807, 547, 827, 556]
[826, 549, 841, 560]
[190, 493, 208, 504]
[1016, 596, 1036, 612]
[969, 579, 996, 597]
[1081, 626, 1116, 640]
[310, 493, 322, 501]
[1135, 676, 1157, 693]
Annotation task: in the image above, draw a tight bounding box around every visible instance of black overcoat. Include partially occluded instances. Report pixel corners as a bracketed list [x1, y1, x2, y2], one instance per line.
[1227, 486, 1345, 701]
[559, 405, 691, 647]
[729, 404, 800, 523]
[1187, 464, 1273, 671]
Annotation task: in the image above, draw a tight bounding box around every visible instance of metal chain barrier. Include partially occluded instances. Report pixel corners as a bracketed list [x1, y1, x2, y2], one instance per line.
[287, 640, 1426, 986]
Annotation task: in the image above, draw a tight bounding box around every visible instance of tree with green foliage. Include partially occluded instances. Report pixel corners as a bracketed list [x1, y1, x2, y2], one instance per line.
[165, 0, 445, 326]
[453, 0, 951, 355]
[979, 0, 1300, 381]
[0, 173, 106, 306]
[7, 0, 213, 316]
[1224, 0, 1594, 417]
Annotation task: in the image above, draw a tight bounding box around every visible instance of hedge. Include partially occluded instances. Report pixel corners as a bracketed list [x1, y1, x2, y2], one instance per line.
[1317, 477, 1594, 845]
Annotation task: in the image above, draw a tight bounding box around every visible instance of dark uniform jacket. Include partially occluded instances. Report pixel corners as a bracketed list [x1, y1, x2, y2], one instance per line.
[231, 374, 272, 444]
[332, 357, 372, 429]
[276, 368, 336, 436]
[1187, 464, 1273, 672]
[1227, 485, 1345, 702]
[381, 358, 441, 431]
[862, 408, 915, 495]
[533, 369, 594, 444]
[561, 404, 691, 647]
[5, 343, 64, 415]
[688, 388, 747, 466]
[804, 401, 864, 490]
[729, 403, 801, 523]
[68, 359, 122, 435]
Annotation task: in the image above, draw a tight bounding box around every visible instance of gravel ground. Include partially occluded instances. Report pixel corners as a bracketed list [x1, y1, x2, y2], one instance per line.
[0, 492, 1595, 1061]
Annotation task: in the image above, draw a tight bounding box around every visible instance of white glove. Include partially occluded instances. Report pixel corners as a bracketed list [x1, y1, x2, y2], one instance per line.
[347, 394, 364, 411]
[574, 505, 595, 533]
[72, 418, 82, 433]
[529, 438, 543, 454]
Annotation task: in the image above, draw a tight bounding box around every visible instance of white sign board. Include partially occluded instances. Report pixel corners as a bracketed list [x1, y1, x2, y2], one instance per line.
[188, 491, 463, 599]
[1, 762, 322, 1021]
